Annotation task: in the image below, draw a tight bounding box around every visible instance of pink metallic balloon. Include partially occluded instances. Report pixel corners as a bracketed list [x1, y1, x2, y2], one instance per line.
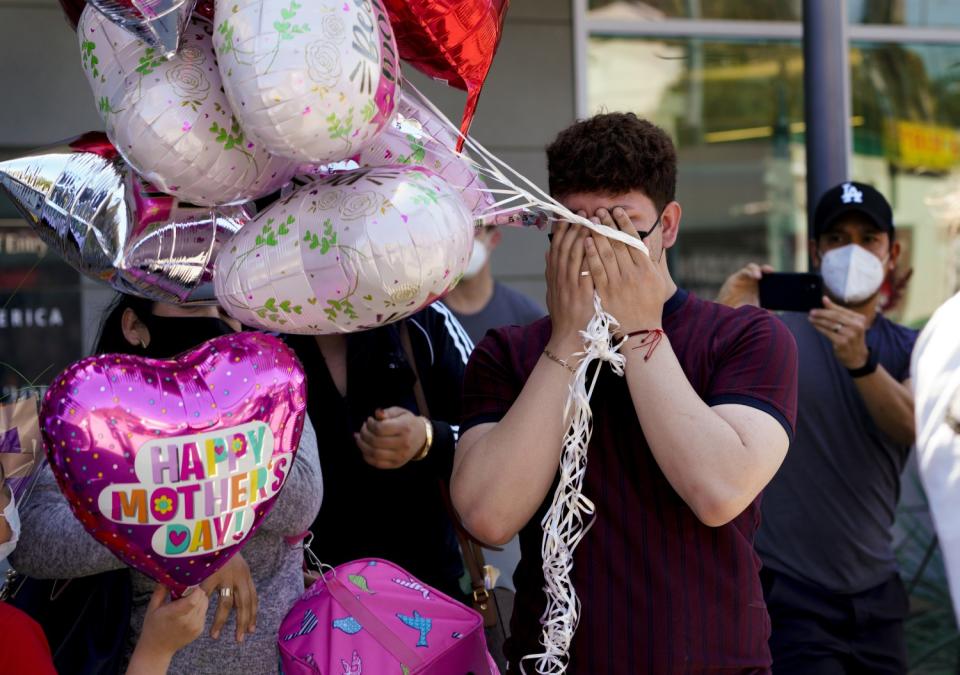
[41, 332, 307, 595]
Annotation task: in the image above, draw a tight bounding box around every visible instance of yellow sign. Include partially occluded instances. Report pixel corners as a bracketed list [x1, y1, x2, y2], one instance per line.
[887, 120, 960, 172]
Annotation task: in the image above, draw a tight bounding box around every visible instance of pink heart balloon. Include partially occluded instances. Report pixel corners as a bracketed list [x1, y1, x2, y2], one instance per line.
[41, 332, 306, 595]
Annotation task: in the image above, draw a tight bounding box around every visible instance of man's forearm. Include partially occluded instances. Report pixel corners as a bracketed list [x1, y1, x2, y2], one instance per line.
[854, 367, 915, 446]
[452, 345, 577, 545]
[623, 337, 787, 526]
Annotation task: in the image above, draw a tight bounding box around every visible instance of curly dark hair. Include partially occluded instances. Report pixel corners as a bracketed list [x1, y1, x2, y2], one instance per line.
[546, 112, 677, 210]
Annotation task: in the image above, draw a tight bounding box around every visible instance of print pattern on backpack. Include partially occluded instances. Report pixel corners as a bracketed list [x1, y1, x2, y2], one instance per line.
[340, 650, 362, 674]
[284, 609, 320, 641]
[392, 576, 431, 599]
[397, 610, 432, 648]
[278, 558, 500, 674]
[332, 617, 363, 635]
[348, 574, 375, 594]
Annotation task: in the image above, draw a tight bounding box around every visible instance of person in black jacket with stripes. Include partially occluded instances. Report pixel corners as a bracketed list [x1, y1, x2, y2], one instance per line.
[286, 303, 473, 598]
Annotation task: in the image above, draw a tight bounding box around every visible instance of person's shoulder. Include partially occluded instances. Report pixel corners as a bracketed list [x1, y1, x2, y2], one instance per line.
[472, 315, 552, 371]
[924, 292, 960, 336]
[480, 313, 551, 348]
[494, 282, 545, 318]
[877, 313, 921, 353]
[414, 301, 473, 343]
[0, 602, 50, 651]
[403, 302, 475, 367]
[915, 293, 960, 365]
[684, 295, 793, 342]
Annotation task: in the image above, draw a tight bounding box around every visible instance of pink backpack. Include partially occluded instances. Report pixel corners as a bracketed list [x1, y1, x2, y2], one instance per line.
[279, 559, 500, 675]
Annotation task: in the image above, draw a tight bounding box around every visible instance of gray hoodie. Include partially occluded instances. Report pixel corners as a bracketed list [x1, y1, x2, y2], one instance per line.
[11, 416, 323, 674]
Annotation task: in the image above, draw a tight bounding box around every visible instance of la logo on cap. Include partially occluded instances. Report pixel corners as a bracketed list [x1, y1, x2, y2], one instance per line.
[841, 182, 864, 204]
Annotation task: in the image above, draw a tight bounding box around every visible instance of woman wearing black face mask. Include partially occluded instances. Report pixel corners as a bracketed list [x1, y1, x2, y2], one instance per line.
[93, 294, 237, 359]
[12, 293, 325, 674]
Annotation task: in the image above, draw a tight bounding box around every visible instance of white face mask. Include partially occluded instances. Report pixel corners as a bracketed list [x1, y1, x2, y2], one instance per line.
[0, 490, 21, 563]
[462, 239, 489, 279]
[820, 244, 887, 305]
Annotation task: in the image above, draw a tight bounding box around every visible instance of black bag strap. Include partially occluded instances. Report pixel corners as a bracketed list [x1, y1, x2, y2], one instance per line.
[398, 322, 499, 626]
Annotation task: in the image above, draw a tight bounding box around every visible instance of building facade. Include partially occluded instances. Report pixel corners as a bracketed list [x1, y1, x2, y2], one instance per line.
[580, 0, 960, 325]
[3, 0, 960, 389]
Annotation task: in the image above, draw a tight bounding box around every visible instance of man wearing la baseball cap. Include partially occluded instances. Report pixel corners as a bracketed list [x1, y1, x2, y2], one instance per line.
[718, 180, 918, 674]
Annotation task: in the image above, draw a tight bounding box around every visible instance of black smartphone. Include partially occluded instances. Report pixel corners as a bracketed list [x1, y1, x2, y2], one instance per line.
[758, 273, 824, 312]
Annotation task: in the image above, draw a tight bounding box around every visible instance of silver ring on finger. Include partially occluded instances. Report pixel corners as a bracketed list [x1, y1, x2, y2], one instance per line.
[580, 271, 591, 277]
[220, 587, 232, 599]
[833, 323, 843, 333]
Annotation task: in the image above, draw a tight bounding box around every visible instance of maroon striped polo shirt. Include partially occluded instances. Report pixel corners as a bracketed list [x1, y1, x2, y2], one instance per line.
[461, 290, 798, 674]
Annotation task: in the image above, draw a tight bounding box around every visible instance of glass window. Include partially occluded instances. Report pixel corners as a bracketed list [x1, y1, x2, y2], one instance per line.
[587, 36, 806, 300]
[586, 0, 960, 26]
[587, 1, 801, 21]
[851, 41, 960, 323]
[587, 34, 960, 323]
[849, 0, 960, 28]
[0, 193, 84, 399]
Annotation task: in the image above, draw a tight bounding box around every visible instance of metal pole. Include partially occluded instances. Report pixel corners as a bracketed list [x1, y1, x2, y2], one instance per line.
[803, 0, 852, 243]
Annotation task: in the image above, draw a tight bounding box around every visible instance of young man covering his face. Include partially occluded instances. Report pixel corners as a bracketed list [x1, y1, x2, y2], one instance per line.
[452, 113, 799, 674]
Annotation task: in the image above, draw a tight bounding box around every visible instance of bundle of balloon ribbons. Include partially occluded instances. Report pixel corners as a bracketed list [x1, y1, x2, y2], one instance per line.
[0, 2, 618, 672]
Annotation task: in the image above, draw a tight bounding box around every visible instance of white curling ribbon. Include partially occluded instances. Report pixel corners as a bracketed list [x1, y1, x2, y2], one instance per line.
[399, 82, 650, 255]
[521, 294, 628, 675]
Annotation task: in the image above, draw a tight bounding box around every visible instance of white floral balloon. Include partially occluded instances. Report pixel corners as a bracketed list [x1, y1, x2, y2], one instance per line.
[215, 166, 473, 334]
[79, 7, 299, 207]
[357, 91, 494, 216]
[213, 0, 401, 164]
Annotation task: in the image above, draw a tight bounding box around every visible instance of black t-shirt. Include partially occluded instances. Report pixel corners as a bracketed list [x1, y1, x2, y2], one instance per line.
[286, 303, 473, 595]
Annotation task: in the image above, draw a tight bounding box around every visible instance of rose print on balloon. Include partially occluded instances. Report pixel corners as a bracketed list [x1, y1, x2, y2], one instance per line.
[321, 12, 347, 41]
[305, 41, 343, 89]
[340, 192, 381, 221]
[213, 0, 401, 163]
[215, 166, 474, 334]
[177, 42, 205, 64]
[164, 62, 210, 100]
[79, 8, 299, 206]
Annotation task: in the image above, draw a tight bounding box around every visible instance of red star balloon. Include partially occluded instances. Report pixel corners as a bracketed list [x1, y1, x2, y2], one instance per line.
[383, 0, 509, 149]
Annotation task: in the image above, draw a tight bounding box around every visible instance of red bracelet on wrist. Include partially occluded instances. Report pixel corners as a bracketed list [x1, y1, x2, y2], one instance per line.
[622, 328, 666, 361]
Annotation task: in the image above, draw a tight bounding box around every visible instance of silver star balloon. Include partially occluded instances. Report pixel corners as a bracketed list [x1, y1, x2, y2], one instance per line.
[89, 0, 197, 59]
[0, 132, 250, 305]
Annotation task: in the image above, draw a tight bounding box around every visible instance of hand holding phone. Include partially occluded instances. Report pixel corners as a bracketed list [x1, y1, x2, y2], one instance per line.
[759, 273, 824, 312]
